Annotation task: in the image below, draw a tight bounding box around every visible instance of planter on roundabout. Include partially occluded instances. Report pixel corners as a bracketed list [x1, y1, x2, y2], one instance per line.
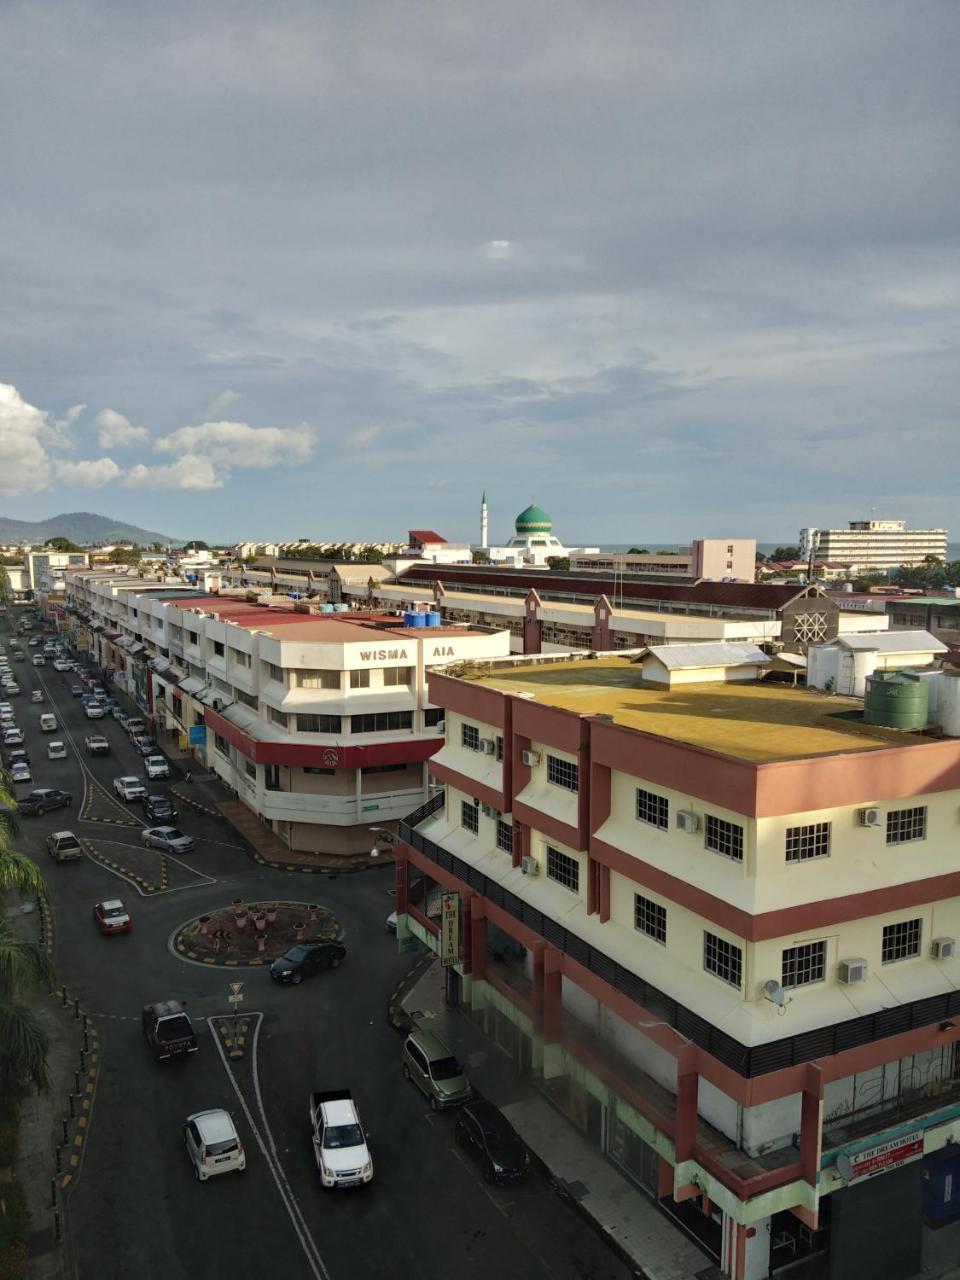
[175, 901, 343, 966]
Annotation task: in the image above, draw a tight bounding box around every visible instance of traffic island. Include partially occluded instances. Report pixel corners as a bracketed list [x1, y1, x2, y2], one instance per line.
[173, 900, 343, 967]
[214, 1013, 251, 1060]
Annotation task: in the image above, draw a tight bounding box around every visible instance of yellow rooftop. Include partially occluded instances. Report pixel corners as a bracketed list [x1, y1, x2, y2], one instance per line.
[462, 655, 915, 763]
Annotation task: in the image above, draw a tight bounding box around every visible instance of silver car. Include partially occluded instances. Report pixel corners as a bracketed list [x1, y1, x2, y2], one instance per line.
[141, 826, 195, 854]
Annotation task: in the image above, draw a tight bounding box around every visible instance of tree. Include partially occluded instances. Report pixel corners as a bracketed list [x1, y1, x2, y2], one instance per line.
[183, 540, 209, 551]
[627, 548, 650, 555]
[44, 537, 80, 552]
[472, 551, 491, 564]
[358, 545, 384, 564]
[546, 556, 571, 571]
[770, 545, 801, 562]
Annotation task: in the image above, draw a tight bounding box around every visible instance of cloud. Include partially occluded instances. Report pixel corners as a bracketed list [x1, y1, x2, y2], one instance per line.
[0, 383, 52, 495]
[480, 240, 514, 260]
[54, 457, 122, 488]
[123, 454, 223, 490]
[206, 388, 241, 416]
[49, 402, 87, 444]
[153, 420, 314, 468]
[347, 424, 382, 449]
[95, 408, 150, 448]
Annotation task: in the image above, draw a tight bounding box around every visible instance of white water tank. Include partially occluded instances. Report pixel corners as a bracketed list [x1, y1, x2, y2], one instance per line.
[940, 672, 960, 738]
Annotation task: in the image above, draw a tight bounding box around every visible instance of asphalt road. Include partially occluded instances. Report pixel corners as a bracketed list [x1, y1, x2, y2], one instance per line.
[5, 622, 635, 1280]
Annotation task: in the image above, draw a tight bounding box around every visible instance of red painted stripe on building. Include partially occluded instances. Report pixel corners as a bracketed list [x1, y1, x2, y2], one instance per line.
[203, 706, 441, 768]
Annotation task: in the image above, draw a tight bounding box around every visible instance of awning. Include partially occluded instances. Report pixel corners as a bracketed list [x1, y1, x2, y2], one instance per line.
[178, 676, 205, 696]
[150, 657, 172, 674]
[127, 642, 145, 655]
[195, 687, 234, 709]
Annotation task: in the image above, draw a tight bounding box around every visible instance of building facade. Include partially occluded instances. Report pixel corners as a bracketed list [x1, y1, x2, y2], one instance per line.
[801, 522, 948, 574]
[572, 538, 757, 583]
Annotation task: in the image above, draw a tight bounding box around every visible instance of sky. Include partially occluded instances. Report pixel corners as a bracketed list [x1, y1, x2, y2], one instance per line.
[1, 2, 958, 545]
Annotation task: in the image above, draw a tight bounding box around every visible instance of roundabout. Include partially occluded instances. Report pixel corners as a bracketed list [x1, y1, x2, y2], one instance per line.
[172, 899, 344, 966]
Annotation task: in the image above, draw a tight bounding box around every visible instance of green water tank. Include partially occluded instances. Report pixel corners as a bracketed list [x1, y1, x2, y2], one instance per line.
[864, 670, 929, 729]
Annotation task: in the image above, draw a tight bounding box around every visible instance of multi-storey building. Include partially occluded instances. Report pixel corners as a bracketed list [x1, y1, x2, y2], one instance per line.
[571, 538, 757, 583]
[801, 521, 948, 574]
[24, 549, 89, 594]
[396, 650, 960, 1279]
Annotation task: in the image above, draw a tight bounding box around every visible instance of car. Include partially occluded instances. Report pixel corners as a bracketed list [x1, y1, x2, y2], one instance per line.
[70, 685, 84, 697]
[111, 706, 126, 722]
[31, 655, 45, 666]
[19, 788, 72, 816]
[141, 826, 195, 854]
[6, 749, 30, 768]
[142, 793, 178, 823]
[455, 1101, 530, 1185]
[385, 911, 398, 934]
[308, 1090, 373, 1188]
[52, 659, 72, 672]
[133, 735, 155, 756]
[102, 698, 119, 713]
[114, 776, 148, 802]
[184, 1109, 245, 1182]
[85, 703, 106, 719]
[3, 727, 24, 746]
[125, 719, 147, 739]
[143, 1000, 198, 1061]
[3, 683, 20, 696]
[269, 940, 346, 984]
[31, 690, 44, 703]
[84, 734, 110, 755]
[94, 899, 132, 934]
[144, 754, 170, 780]
[46, 831, 83, 863]
[39, 713, 57, 732]
[401, 1030, 472, 1110]
[10, 762, 32, 784]
[47, 741, 68, 761]
[27, 637, 40, 647]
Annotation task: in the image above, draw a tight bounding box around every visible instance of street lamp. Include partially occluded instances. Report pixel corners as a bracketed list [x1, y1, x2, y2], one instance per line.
[368, 825, 396, 859]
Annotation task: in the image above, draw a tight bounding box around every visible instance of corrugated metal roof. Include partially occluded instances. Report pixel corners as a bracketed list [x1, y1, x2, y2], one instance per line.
[644, 642, 771, 670]
[836, 630, 948, 654]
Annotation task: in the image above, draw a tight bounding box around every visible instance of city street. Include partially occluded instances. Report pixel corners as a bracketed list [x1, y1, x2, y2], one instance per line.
[5, 627, 635, 1280]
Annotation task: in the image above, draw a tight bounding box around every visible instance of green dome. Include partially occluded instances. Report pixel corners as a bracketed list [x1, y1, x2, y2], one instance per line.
[515, 503, 552, 535]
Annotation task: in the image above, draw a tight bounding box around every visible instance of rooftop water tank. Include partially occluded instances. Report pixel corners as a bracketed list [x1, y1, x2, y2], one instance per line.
[334, 603, 350, 612]
[320, 603, 335, 614]
[404, 610, 426, 628]
[864, 670, 929, 730]
[425, 610, 442, 628]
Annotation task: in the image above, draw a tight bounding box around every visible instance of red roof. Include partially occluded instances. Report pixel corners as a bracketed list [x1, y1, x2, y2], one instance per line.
[407, 530, 446, 546]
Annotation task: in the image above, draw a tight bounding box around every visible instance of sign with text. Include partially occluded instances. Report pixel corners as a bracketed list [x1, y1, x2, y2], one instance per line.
[188, 724, 206, 745]
[440, 892, 460, 969]
[835, 1130, 924, 1186]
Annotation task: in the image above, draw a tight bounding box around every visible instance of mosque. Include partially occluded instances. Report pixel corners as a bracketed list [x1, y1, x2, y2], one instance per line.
[479, 493, 599, 567]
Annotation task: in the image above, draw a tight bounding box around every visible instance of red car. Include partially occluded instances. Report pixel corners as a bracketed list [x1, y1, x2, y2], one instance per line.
[94, 899, 132, 935]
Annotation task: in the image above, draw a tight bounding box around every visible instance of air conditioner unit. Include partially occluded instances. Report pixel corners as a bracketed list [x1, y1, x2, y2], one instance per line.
[838, 958, 868, 984]
[931, 937, 956, 961]
[521, 749, 541, 767]
[480, 738, 496, 755]
[481, 803, 499, 819]
[857, 807, 882, 828]
[676, 809, 700, 834]
[521, 856, 538, 876]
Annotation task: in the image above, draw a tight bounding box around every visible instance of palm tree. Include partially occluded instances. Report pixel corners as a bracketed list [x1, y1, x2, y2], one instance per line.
[0, 768, 54, 1094]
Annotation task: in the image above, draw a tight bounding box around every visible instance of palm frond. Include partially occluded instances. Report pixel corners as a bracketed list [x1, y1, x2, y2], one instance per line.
[0, 999, 50, 1094]
[0, 848, 48, 899]
[0, 927, 55, 997]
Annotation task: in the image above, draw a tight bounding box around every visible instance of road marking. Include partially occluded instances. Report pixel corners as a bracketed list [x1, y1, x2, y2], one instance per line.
[207, 1016, 332, 1280]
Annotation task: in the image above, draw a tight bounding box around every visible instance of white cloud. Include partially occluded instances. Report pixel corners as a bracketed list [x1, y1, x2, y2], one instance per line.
[0, 383, 52, 495]
[153, 420, 314, 468]
[480, 240, 514, 260]
[54, 457, 122, 489]
[206, 388, 241, 416]
[347, 424, 382, 449]
[50, 402, 87, 444]
[95, 407, 150, 448]
[122, 454, 223, 490]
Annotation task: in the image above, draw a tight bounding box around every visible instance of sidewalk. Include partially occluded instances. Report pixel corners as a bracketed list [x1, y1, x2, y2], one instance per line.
[401, 958, 712, 1280]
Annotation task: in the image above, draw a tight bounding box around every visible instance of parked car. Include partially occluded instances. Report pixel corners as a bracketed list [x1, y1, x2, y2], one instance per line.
[455, 1101, 530, 1185]
[3, 683, 20, 695]
[70, 685, 84, 697]
[10, 762, 32, 784]
[94, 899, 132, 934]
[401, 1030, 472, 1110]
[84, 734, 110, 755]
[269, 940, 345, 984]
[141, 826, 195, 854]
[133, 735, 155, 756]
[46, 831, 83, 863]
[184, 1110, 245, 1182]
[144, 754, 170, 780]
[112, 707, 127, 722]
[19, 788, 72, 816]
[3, 727, 24, 746]
[114, 776, 147, 802]
[143, 793, 178, 823]
[6, 749, 29, 769]
[125, 718, 147, 738]
[47, 741, 68, 760]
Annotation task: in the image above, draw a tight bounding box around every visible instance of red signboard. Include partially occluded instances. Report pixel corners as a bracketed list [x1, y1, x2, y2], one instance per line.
[836, 1130, 925, 1186]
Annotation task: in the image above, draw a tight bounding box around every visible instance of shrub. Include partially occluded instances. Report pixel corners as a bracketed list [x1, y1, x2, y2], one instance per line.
[0, 1181, 29, 1280]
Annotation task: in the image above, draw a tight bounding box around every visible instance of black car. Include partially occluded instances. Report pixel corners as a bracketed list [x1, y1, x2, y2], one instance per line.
[19, 788, 73, 816]
[5, 748, 30, 767]
[455, 1101, 530, 1185]
[269, 941, 345, 984]
[142, 793, 178, 823]
[70, 685, 84, 697]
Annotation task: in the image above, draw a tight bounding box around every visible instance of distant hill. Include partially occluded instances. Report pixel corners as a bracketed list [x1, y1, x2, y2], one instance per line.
[0, 511, 180, 547]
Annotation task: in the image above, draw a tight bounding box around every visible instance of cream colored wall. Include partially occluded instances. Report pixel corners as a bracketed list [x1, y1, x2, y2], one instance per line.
[516, 742, 580, 833]
[431, 710, 504, 793]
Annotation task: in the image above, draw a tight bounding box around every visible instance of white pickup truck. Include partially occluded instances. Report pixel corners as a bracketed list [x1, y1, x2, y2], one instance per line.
[308, 1091, 373, 1189]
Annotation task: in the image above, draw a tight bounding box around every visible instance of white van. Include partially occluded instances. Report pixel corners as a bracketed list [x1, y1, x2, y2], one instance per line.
[39, 713, 57, 732]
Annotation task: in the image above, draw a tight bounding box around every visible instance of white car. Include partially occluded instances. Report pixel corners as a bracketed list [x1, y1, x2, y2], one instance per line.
[184, 1110, 245, 1182]
[84, 703, 106, 719]
[10, 762, 32, 784]
[114, 776, 148, 801]
[31, 690, 44, 704]
[52, 659, 72, 672]
[144, 755, 170, 780]
[32, 655, 45, 666]
[3, 727, 24, 746]
[47, 741, 68, 760]
[2, 683, 19, 696]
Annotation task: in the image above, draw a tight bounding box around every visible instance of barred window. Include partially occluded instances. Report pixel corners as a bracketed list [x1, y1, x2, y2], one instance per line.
[785, 823, 831, 863]
[886, 806, 927, 846]
[705, 814, 744, 862]
[782, 941, 826, 988]
[461, 800, 479, 835]
[634, 894, 667, 945]
[703, 932, 742, 988]
[496, 819, 514, 854]
[546, 846, 579, 892]
[496, 735, 504, 762]
[547, 755, 579, 792]
[461, 723, 480, 751]
[881, 918, 922, 963]
[636, 788, 668, 831]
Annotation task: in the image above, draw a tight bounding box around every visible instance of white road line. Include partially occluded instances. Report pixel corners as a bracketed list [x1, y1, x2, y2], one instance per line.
[207, 1016, 332, 1280]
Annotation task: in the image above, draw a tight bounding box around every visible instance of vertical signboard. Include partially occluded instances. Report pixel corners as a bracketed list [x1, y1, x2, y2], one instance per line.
[440, 892, 460, 968]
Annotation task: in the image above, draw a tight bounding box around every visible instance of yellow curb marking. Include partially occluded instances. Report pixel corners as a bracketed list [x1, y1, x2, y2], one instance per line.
[78, 1116, 87, 1129]
[74, 1134, 83, 1147]
[85, 1083, 93, 1093]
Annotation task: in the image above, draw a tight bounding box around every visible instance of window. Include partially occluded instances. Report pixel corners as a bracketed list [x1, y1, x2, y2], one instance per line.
[785, 822, 831, 862]
[229, 648, 251, 667]
[263, 661, 283, 682]
[781, 941, 826, 988]
[546, 846, 579, 892]
[296, 713, 342, 733]
[703, 932, 742, 988]
[424, 708, 445, 727]
[461, 723, 480, 751]
[882, 919, 922, 963]
[214, 733, 230, 757]
[304, 766, 335, 775]
[295, 669, 339, 689]
[383, 666, 413, 686]
[361, 763, 407, 775]
[461, 800, 479, 835]
[547, 755, 579, 792]
[212, 641, 225, 657]
[269, 706, 287, 726]
[234, 688, 257, 709]
[496, 819, 514, 854]
[636, 788, 668, 831]
[634, 894, 667, 944]
[705, 814, 744, 862]
[244, 761, 256, 779]
[187, 630, 199, 646]
[350, 669, 371, 689]
[496, 735, 504, 762]
[886, 806, 926, 845]
[351, 711, 413, 733]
